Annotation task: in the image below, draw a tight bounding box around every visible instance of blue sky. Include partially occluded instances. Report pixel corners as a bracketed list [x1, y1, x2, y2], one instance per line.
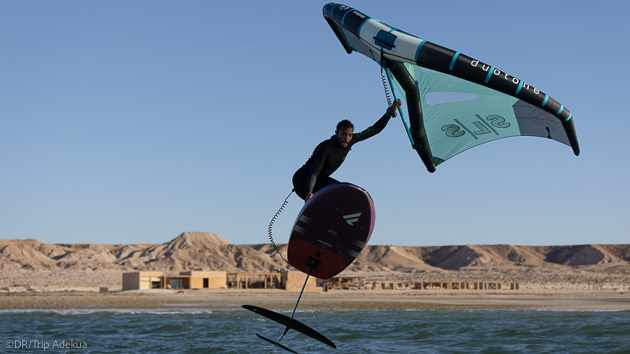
[1, 1, 628, 246]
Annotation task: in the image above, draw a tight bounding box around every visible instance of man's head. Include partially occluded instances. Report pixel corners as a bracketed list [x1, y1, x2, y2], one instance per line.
[335, 120, 354, 148]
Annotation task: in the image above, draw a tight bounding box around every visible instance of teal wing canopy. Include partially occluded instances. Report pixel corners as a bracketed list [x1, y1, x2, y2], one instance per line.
[323, 3, 579, 172]
[393, 64, 574, 167]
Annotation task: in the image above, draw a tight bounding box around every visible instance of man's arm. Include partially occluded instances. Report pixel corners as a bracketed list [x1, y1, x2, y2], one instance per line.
[354, 99, 402, 142]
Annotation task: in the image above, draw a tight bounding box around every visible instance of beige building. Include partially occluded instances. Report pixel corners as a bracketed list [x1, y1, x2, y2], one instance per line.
[282, 271, 317, 291]
[122, 270, 318, 291]
[122, 271, 163, 290]
[122, 271, 227, 290]
[224, 271, 317, 291]
[181, 271, 227, 289]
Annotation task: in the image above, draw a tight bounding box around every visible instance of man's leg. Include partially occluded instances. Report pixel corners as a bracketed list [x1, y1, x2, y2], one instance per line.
[292, 168, 308, 200]
[293, 168, 340, 201]
[312, 176, 340, 194]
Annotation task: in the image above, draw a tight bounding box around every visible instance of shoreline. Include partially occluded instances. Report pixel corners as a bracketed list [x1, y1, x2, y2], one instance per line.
[2, 289, 630, 311]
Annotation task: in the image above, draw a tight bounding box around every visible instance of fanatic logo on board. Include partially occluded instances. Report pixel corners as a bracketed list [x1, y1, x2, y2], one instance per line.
[343, 213, 361, 226]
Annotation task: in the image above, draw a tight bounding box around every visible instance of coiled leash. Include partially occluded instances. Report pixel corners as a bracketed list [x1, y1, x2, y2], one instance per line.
[267, 189, 294, 264]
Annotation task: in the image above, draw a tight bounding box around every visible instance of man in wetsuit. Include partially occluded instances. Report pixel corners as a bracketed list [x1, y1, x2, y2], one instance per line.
[292, 99, 402, 201]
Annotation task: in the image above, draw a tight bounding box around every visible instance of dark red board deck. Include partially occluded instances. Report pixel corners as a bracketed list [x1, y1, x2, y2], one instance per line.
[288, 183, 375, 279]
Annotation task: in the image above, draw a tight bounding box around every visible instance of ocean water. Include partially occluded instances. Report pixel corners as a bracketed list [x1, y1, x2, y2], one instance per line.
[1, 308, 629, 353]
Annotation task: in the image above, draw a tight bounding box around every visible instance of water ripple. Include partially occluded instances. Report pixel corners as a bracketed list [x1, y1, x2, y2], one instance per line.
[0, 309, 628, 353]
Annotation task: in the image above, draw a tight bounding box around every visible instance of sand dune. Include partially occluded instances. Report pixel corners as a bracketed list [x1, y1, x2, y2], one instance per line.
[1, 232, 629, 291]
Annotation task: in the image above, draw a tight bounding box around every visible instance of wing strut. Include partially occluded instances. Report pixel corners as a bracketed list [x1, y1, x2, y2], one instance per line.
[384, 60, 436, 172]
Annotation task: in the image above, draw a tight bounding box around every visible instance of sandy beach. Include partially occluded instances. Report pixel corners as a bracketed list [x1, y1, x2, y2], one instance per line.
[2, 288, 630, 312]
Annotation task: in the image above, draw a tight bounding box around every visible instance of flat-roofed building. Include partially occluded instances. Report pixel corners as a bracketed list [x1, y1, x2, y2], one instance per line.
[281, 271, 317, 291]
[122, 271, 227, 290]
[122, 271, 163, 290]
[180, 271, 227, 289]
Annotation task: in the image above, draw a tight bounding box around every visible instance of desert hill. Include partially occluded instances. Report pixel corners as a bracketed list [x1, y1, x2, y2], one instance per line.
[1, 233, 629, 291]
[1, 232, 629, 274]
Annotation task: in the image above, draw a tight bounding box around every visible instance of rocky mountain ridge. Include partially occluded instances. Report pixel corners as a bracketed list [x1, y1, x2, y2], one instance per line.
[2, 232, 628, 274]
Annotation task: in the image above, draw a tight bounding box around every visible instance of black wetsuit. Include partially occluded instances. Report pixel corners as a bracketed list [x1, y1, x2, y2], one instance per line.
[292, 110, 394, 200]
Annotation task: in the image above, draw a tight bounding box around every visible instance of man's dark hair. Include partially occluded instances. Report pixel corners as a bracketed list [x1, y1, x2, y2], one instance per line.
[336, 119, 354, 131]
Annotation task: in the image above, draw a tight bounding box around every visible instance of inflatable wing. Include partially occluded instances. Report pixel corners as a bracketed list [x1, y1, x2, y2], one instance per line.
[323, 3, 580, 172]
